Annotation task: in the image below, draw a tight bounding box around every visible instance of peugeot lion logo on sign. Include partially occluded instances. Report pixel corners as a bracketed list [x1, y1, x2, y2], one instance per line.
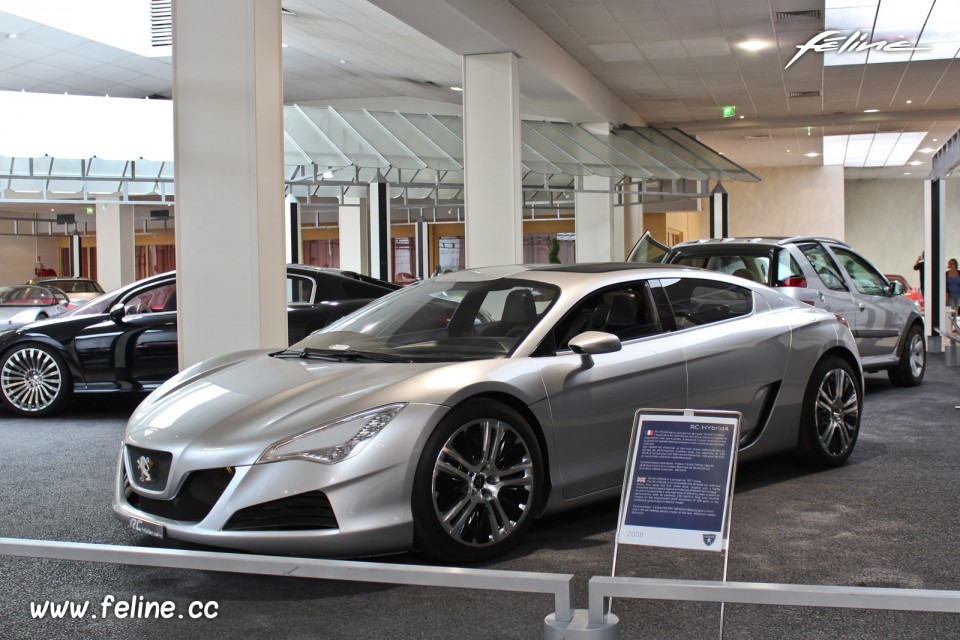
[136, 456, 154, 484]
[703, 534, 717, 547]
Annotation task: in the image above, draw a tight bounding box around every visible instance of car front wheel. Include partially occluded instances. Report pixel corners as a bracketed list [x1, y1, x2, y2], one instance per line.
[888, 324, 925, 387]
[412, 399, 543, 563]
[796, 356, 861, 467]
[0, 343, 72, 417]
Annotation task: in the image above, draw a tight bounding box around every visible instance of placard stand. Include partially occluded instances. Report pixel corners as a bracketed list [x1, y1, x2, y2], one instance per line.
[611, 408, 742, 639]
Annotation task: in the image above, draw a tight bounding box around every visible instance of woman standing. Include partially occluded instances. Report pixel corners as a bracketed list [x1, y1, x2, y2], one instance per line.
[946, 258, 960, 309]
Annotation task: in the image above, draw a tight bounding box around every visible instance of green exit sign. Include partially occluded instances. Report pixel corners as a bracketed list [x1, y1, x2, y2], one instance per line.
[85, 206, 94, 215]
[722, 106, 736, 118]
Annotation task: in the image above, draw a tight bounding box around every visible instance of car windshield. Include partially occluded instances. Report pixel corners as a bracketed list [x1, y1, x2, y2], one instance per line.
[64, 290, 115, 316]
[291, 277, 560, 362]
[0, 286, 60, 307]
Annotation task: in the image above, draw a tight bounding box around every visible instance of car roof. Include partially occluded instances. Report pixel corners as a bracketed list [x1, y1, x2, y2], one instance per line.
[672, 236, 850, 249]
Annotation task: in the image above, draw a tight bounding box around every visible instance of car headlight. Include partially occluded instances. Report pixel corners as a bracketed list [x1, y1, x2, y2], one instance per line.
[257, 403, 406, 465]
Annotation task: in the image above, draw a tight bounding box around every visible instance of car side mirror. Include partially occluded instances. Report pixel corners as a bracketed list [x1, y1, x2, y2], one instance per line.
[889, 281, 905, 296]
[568, 331, 621, 369]
[109, 302, 127, 324]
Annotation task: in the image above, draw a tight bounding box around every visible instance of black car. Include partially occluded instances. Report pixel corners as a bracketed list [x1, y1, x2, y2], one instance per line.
[0, 265, 398, 417]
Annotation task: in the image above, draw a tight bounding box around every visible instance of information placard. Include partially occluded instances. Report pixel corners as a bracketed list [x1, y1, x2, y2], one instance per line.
[615, 411, 740, 552]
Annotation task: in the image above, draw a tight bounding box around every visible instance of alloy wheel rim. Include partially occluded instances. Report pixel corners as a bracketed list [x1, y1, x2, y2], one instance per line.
[908, 333, 925, 377]
[431, 418, 535, 547]
[1, 348, 62, 412]
[814, 368, 859, 456]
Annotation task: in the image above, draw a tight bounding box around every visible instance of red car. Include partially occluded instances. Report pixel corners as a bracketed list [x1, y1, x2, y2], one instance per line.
[886, 274, 924, 313]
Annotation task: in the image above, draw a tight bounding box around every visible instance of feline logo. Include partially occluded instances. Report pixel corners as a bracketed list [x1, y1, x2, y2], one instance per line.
[786, 30, 931, 69]
[136, 456, 154, 484]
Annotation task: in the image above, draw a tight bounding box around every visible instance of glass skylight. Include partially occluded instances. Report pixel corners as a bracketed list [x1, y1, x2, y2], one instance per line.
[0, 0, 170, 58]
[823, 132, 927, 167]
[824, 0, 960, 65]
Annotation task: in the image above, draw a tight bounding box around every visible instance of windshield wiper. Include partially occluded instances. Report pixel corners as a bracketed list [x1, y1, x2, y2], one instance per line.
[271, 347, 411, 363]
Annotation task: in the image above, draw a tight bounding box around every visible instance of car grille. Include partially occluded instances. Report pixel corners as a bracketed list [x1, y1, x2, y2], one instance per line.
[222, 490, 339, 531]
[125, 467, 234, 523]
[125, 446, 173, 492]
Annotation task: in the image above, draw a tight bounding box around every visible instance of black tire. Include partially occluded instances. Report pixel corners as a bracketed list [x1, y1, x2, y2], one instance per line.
[412, 399, 544, 563]
[0, 342, 72, 417]
[888, 324, 925, 387]
[796, 356, 861, 467]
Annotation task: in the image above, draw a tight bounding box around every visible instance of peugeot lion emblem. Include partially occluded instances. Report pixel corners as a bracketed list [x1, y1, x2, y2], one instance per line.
[702, 534, 717, 547]
[136, 455, 154, 484]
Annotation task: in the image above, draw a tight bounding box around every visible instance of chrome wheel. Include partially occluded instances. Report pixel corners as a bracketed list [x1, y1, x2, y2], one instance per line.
[0, 346, 64, 413]
[907, 332, 925, 378]
[431, 418, 536, 548]
[813, 367, 859, 457]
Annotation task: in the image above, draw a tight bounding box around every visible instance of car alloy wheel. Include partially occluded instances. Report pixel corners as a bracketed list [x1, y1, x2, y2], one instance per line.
[797, 356, 861, 466]
[888, 324, 925, 387]
[413, 399, 543, 563]
[0, 344, 70, 416]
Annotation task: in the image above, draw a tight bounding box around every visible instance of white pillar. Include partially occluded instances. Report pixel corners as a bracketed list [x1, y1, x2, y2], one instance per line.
[172, 0, 287, 368]
[924, 179, 946, 351]
[285, 195, 302, 265]
[70, 235, 82, 277]
[710, 182, 729, 239]
[338, 196, 367, 274]
[95, 200, 135, 291]
[463, 53, 523, 268]
[623, 184, 644, 259]
[415, 216, 430, 279]
[575, 175, 615, 262]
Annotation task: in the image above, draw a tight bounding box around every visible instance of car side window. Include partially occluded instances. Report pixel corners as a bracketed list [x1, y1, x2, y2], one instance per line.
[656, 277, 753, 329]
[287, 275, 315, 304]
[774, 249, 805, 286]
[797, 243, 848, 291]
[550, 282, 662, 351]
[831, 247, 888, 296]
[124, 283, 177, 314]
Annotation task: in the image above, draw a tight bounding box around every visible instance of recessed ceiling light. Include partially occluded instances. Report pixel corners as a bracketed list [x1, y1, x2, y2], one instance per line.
[786, 149, 792, 153]
[7, 33, 17, 39]
[919, 147, 935, 153]
[737, 39, 768, 51]
[450, 86, 463, 92]
[339, 59, 348, 64]
[864, 109, 880, 113]
[805, 152, 820, 157]
[739, 115, 744, 119]
[909, 160, 923, 166]
[933, 138, 938, 142]
[906, 99, 913, 104]
[904, 172, 912, 175]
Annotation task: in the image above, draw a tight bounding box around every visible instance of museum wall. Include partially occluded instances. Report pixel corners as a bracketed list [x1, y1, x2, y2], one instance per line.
[845, 178, 960, 288]
[0, 233, 59, 284]
[725, 166, 846, 239]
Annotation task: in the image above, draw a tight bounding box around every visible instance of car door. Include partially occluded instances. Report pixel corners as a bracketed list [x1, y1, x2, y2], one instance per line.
[535, 280, 687, 498]
[793, 242, 859, 324]
[827, 244, 904, 360]
[656, 276, 790, 445]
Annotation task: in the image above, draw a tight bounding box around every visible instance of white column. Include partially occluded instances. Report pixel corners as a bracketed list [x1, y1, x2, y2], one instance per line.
[172, 0, 287, 368]
[710, 182, 728, 239]
[575, 175, 615, 262]
[95, 200, 135, 291]
[924, 179, 946, 351]
[285, 195, 302, 265]
[70, 235, 82, 277]
[463, 53, 523, 268]
[623, 186, 644, 259]
[338, 196, 367, 274]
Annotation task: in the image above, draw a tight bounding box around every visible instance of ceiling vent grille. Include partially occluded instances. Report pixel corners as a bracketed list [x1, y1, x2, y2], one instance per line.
[789, 90, 822, 98]
[150, 0, 172, 48]
[775, 10, 822, 21]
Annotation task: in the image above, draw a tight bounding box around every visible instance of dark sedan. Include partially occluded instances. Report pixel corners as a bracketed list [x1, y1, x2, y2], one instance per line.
[0, 265, 397, 416]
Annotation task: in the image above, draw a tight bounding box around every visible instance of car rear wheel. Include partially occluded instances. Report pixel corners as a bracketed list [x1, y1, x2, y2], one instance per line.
[888, 324, 925, 387]
[0, 343, 72, 417]
[796, 356, 861, 467]
[412, 399, 543, 563]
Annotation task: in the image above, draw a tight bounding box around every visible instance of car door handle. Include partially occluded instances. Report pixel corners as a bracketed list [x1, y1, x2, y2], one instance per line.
[858, 303, 865, 311]
[818, 291, 825, 302]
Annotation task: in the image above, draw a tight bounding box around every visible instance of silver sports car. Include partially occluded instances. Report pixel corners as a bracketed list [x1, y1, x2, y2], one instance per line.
[114, 264, 862, 563]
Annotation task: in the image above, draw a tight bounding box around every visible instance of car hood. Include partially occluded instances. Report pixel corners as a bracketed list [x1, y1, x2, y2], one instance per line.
[125, 354, 457, 466]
